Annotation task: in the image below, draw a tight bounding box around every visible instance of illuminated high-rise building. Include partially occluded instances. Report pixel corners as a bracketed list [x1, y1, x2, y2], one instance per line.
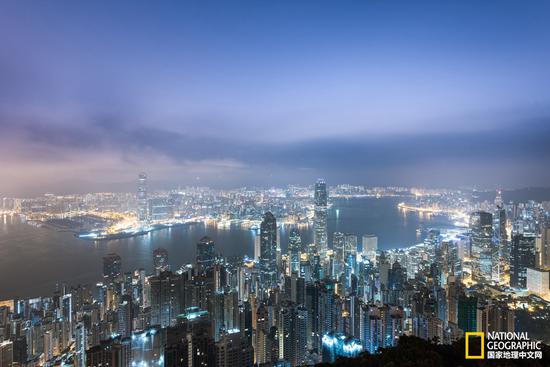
[314, 179, 328, 256]
[255, 303, 269, 364]
[117, 295, 133, 338]
[457, 294, 477, 333]
[321, 332, 362, 363]
[344, 234, 358, 264]
[277, 302, 309, 366]
[332, 232, 345, 278]
[494, 205, 508, 262]
[526, 267, 550, 296]
[288, 229, 302, 275]
[278, 302, 296, 364]
[215, 329, 254, 367]
[343, 234, 358, 291]
[86, 337, 131, 367]
[362, 234, 378, 262]
[137, 172, 148, 222]
[510, 232, 536, 288]
[148, 197, 173, 221]
[494, 189, 504, 208]
[260, 212, 278, 287]
[74, 323, 87, 367]
[149, 271, 184, 328]
[130, 327, 165, 367]
[254, 233, 261, 262]
[539, 224, 550, 269]
[197, 236, 216, 272]
[360, 304, 403, 353]
[476, 302, 515, 334]
[469, 211, 493, 281]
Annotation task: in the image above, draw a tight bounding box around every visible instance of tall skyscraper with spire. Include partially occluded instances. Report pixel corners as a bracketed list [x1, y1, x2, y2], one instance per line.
[137, 172, 148, 222]
[314, 179, 328, 256]
[494, 189, 508, 269]
[260, 212, 278, 287]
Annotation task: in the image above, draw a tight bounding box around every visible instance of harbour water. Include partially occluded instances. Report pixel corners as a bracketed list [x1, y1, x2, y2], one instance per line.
[0, 197, 453, 299]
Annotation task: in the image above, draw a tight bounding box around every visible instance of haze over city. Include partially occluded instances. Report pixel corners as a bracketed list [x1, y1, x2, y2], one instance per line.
[3, 2, 550, 367]
[1, 0, 550, 195]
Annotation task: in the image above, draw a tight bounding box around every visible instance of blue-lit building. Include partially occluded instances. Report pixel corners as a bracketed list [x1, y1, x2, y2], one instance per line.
[130, 327, 165, 367]
[321, 332, 362, 363]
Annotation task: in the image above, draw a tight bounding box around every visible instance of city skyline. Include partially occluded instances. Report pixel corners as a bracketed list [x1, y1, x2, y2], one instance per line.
[1, 1, 550, 365]
[1, 1, 550, 195]
[1, 176, 549, 366]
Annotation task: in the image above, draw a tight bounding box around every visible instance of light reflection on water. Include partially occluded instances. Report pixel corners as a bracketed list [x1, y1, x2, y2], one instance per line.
[0, 197, 452, 299]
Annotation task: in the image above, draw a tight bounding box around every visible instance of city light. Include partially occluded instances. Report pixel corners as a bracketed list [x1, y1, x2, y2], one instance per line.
[1, 1, 549, 365]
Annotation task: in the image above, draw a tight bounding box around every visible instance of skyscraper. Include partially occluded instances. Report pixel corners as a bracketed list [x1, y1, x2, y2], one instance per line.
[86, 337, 131, 367]
[137, 172, 148, 222]
[74, 323, 87, 367]
[197, 236, 216, 272]
[344, 234, 358, 291]
[117, 295, 133, 338]
[457, 294, 478, 333]
[494, 206, 508, 262]
[260, 212, 278, 287]
[332, 232, 345, 278]
[469, 211, 493, 281]
[215, 329, 254, 367]
[539, 224, 550, 269]
[288, 229, 302, 275]
[254, 233, 261, 262]
[153, 247, 169, 275]
[344, 234, 358, 264]
[277, 302, 309, 366]
[494, 189, 503, 208]
[314, 179, 328, 256]
[362, 234, 378, 262]
[255, 303, 269, 364]
[510, 233, 536, 288]
[321, 332, 362, 363]
[149, 271, 184, 328]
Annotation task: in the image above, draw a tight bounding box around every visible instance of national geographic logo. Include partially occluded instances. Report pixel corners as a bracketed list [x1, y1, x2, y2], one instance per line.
[465, 332, 484, 359]
[465, 332, 543, 360]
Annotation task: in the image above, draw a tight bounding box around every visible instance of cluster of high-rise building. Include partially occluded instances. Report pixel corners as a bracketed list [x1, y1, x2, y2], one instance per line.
[465, 192, 550, 296]
[1, 182, 550, 366]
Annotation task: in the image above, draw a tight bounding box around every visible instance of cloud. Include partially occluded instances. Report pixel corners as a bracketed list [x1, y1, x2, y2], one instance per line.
[0, 112, 549, 195]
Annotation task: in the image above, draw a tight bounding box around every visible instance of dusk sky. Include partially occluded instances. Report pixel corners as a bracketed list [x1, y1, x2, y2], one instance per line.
[1, 0, 550, 195]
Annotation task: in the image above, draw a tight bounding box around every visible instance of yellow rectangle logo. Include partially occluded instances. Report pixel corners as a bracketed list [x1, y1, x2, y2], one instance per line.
[465, 332, 485, 359]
